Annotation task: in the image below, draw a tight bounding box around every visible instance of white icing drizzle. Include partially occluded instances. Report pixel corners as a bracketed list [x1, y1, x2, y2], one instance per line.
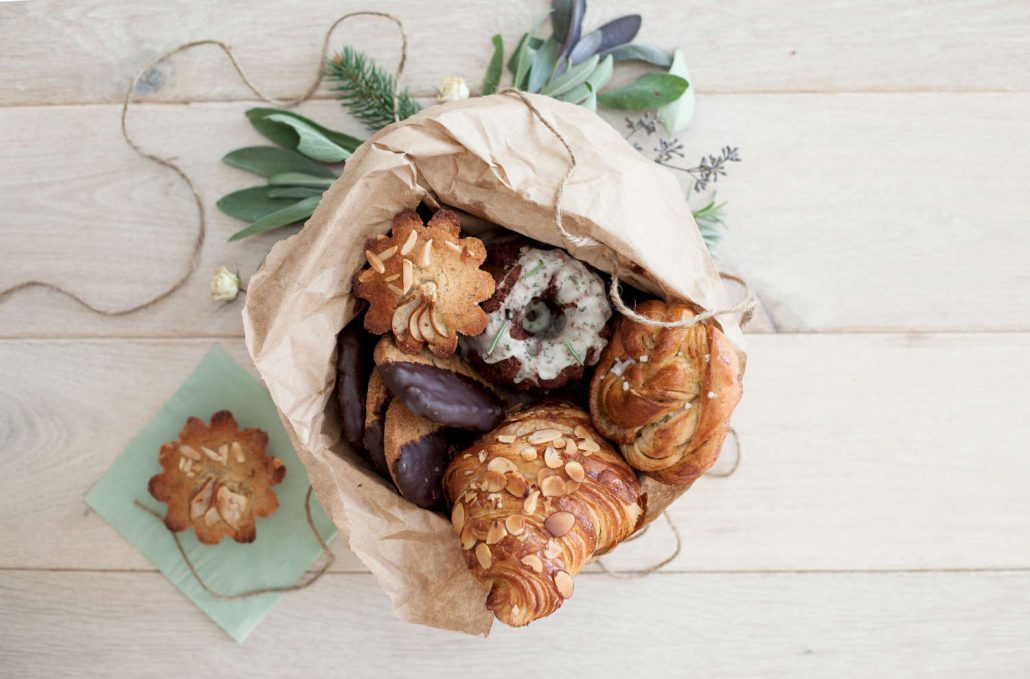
[464, 247, 611, 384]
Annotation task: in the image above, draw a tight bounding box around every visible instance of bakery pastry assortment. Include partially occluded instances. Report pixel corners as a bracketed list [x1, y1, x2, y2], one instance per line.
[333, 208, 742, 626]
[148, 411, 286, 545]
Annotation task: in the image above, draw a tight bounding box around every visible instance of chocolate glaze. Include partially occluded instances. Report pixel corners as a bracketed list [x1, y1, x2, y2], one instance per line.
[363, 393, 392, 478]
[377, 362, 504, 431]
[336, 318, 371, 454]
[393, 429, 452, 509]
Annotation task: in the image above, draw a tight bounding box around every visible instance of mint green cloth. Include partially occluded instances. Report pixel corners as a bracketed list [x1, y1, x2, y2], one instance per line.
[85, 345, 337, 642]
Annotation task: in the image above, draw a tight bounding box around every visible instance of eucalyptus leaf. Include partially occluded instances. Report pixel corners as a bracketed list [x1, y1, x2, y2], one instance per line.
[527, 36, 560, 93]
[216, 186, 296, 222]
[267, 172, 336, 188]
[602, 43, 674, 67]
[507, 34, 543, 75]
[265, 114, 350, 163]
[551, 0, 575, 42]
[540, 54, 598, 97]
[513, 42, 537, 90]
[553, 0, 585, 77]
[658, 49, 696, 134]
[268, 187, 325, 199]
[228, 196, 322, 242]
[596, 73, 688, 110]
[586, 54, 614, 92]
[223, 146, 338, 178]
[570, 15, 642, 65]
[246, 108, 362, 153]
[481, 34, 504, 96]
[558, 82, 591, 104]
[583, 85, 597, 112]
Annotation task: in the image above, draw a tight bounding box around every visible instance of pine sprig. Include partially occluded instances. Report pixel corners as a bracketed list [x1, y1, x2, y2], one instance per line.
[325, 46, 421, 131]
[692, 196, 728, 250]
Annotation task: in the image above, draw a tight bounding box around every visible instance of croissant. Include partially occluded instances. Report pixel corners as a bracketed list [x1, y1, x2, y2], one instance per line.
[443, 401, 643, 627]
[589, 299, 742, 485]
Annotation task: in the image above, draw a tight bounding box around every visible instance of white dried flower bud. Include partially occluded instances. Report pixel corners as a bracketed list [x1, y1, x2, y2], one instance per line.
[437, 76, 470, 103]
[210, 266, 241, 302]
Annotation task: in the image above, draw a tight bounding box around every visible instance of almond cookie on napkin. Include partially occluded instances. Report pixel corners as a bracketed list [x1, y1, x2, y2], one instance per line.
[148, 410, 286, 544]
[353, 209, 495, 357]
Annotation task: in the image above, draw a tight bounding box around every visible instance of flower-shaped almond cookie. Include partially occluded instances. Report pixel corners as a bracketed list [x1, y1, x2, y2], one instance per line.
[353, 209, 495, 356]
[148, 411, 286, 545]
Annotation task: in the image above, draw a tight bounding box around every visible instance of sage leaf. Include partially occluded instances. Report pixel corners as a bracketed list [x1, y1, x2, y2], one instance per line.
[216, 186, 296, 222]
[583, 85, 597, 112]
[553, 0, 585, 76]
[596, 73, 688, 110]
[513, 42, 537, 90]
[551, 0, 575, 42]
[265, 113, 350, 163]
[228, 196, 322, 242]
[602, 43, 673, 67]
[528, 36, 560, 93]
[507, 34, 543, 75]
[223, 146, 337, 179]
[267, 172, 336, 188]
[558, 83, 591, 104]
[586, 54, 614, 92]
[658, 49, 696, 134]
[481, 34, 504, 96]
[268, 187, 325, 199]
[246, 108, 362, 153]
[540, 54, 598, 97]
[570, 15, 642, 65]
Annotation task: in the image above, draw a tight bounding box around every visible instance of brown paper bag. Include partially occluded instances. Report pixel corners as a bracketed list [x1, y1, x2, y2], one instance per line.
[243, 93, 746, 635]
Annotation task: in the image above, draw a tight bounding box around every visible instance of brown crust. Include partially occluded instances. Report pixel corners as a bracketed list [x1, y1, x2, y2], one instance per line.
[147, 411, 285, 545]
[442, 402, 643, 627]
[352, 209, 495, 357]
[589, 300, 742, 485]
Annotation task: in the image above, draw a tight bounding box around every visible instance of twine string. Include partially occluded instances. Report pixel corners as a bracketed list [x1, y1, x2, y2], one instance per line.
[0, 12, 406, 316]
[596, 510, 681, 579]
[135, 486, 334, 599]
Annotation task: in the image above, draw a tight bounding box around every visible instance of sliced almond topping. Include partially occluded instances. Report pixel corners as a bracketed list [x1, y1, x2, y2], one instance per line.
[182, 458, 192, 474]
[505, 514, 526, 536]
[374, 233, 388, 240]
[487, 457, 517, 474]
[392, 296, 422, 337]
[520, 553, 544, 573]
[506, 474, 529, 498]
[201, 446, 220, 462]
[178, 456, 187, 472]
[554, 570, 574, 599]
[408, 301, 427, 341]
[179, 445, 201, 461]
[478, 450, 487, 463]
[544, 446, 562, 469]
[537, 467, 558, 486]
[451, 502, 465, 535]
[462, 490, 477, 504]
[387, 283, 405, 296]
[544, 511, 575, 538]
[528, 428, 562, 445]
[400, 229, 418, 255]
[574, 425, 591, 439]
[544, 540, 562, 559]
[565, 481, 581, 494]
[519, 447, 538, 462]
[417, 303, 437, 340]
[383, 273, 400, 282]
[419, 239, 433, 267]
[496, 434, 517, 444]
[552, 437, 566, 449]
[564, 439, 578, 456]
[378, 245, 398, 262]
[365, 249, 385, 273]
[541, 475, 566, 497]
[475, 543, 492, 569]
[470, 520, 490, 541]
[565, 460, 585, 483]
[460, 523, 476, 550]
[402, 258, 414, 293]
[444, 240, 462, 253]
[231, 441, 244, 464]
[428, 304, 449, 338]
[579, 438, 601, 453]
[215, 485, 248, 529]
[523, 490, 540, 515]
[204, 506, 221, 526]
[358, 268, 377, 282]
[217, 444, 229, 460]
[483, 470, 506, 492]
[486, 520, 507, 544]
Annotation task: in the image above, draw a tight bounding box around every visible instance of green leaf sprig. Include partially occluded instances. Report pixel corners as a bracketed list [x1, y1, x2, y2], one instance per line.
[325, 46, 422, 131]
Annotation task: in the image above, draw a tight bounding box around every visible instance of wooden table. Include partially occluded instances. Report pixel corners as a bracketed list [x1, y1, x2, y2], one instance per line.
[2, 1, 1028, 675]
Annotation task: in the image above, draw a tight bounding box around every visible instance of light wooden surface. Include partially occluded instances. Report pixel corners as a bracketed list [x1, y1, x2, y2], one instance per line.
[1, 1, 1028, 676]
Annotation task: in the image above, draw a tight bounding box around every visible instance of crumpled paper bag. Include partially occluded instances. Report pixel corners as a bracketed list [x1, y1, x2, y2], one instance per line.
[243, 92, 746, 635]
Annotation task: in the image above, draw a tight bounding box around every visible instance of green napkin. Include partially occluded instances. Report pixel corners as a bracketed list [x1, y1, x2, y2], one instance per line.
[85, 345, 337, 642]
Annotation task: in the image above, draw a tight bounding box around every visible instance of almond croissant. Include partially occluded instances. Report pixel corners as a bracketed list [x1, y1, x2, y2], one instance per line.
[443, 402, 643, 627]
[589, 300, 742, 485]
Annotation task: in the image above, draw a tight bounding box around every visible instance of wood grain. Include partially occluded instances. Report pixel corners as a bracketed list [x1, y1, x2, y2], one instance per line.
[2, 94, 1028, 337]
[2, 569, 1028, 676]
[1, 0, 1028, 107]
[3, 334, 1028, 573]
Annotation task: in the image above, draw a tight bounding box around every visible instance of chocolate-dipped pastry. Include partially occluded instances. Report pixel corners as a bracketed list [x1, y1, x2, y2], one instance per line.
[383, 399, 454, 509]
[374, 337, 504, 431]
[363, 369, 393, 482]
[336, 317, 371, 454]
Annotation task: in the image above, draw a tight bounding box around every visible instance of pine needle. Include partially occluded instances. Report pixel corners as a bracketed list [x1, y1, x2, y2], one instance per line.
[692, 196, 728, 251]
[324, 46, 422, 131]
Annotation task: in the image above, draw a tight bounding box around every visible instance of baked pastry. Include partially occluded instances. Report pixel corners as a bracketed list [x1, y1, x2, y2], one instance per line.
[383, 399, 454, 509]
[442, 402, 643, 627]
[463, 241, 611, 391]
[374, 336, 504, 431]
[353, 209, 495, 357]
[363, 369, 393, 481]
[335, 316, 371, 454]
[589, 300, 742, 484]
[148, 411, 286, 544]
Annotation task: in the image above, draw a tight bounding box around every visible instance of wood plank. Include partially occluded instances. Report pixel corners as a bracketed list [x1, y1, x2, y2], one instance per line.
[2, 93, 1028, 336]
[2, 569, 1029, 675]
[1, 0, 1028, 107]
[2, 334, 1028, 573]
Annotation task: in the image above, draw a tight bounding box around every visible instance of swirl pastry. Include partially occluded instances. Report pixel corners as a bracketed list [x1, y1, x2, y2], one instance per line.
[443, 402, 642, 627]
[589, 300, 742, 485]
